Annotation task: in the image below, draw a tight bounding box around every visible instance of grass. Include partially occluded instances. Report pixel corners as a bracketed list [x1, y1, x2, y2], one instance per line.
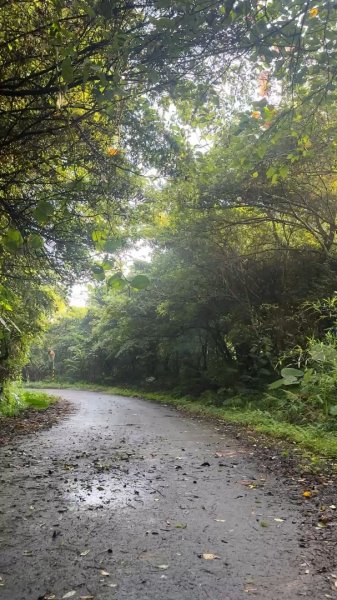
[0, 383, 57, 417]
[26, 380, 337, 460]
[22, 390, 57, 410]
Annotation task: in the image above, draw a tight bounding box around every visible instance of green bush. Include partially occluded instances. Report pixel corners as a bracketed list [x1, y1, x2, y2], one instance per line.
[267, 332, 337, 423]
[0, 381, 26, 416]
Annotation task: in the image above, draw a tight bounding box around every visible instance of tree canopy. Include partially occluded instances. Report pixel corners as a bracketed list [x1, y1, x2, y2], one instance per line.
[2, 1, 337, 421]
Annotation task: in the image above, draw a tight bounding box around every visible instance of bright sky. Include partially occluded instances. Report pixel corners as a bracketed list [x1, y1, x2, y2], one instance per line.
[69, 283, 88, 307]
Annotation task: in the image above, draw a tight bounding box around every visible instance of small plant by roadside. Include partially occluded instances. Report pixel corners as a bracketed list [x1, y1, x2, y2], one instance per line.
[266, 333, 337, 426]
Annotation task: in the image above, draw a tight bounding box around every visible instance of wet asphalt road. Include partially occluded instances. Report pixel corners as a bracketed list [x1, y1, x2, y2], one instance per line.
[0, 390, 320, 599]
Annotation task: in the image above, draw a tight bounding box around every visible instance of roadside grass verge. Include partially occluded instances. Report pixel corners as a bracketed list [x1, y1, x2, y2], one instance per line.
[22, 390, 57, 410]
[0, 382, 57, 417]
[26, 380, 337, 460]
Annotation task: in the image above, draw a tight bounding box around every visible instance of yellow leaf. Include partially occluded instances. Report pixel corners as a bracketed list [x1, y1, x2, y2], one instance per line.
[303, 490, 312, 498]
[202, 553, 220, 560]
[155, 212, 170, 227]
[251, 111, 261, 119]
[107, 147, 119, 156]
[309, 7, 319, 17]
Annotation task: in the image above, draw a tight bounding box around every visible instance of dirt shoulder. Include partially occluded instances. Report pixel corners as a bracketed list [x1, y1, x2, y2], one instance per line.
[0, 398, 74, 445]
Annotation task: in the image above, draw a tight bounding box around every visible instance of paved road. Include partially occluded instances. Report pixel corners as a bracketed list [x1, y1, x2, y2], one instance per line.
[0, 390, 316, 599]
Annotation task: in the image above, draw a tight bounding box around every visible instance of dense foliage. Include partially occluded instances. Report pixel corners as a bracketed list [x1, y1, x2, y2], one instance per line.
[28, 96, 337, 424]
[3, 1, 337, 425]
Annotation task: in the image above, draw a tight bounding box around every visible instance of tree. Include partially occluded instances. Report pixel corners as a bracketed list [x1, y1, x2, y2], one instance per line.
[6, 0, 337, 389]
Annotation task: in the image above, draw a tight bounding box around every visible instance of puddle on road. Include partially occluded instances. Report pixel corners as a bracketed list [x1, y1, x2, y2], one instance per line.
[66, 476, 149, 510]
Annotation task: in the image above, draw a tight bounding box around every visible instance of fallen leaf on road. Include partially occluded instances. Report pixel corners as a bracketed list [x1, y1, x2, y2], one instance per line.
[175, 523, 187, 529]
[99, 570, 110, 576]
[303, 491, 312, 498]
[200, 553, 220, 560]
[260, 521, 269, 528]
[215, 519, 226, 522]
[62, 593, 76, 599]
[80, 550, 90, 556]
[239, 480, 256, 488]
[157, 564, 169, 570]
[274, 518, 284, 523]
[80, 596, 94, 599]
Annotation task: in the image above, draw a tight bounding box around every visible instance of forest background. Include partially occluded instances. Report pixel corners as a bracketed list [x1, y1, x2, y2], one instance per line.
[2, 0, 337, 454]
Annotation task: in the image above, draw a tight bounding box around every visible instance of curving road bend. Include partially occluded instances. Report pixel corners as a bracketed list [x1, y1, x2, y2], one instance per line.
[0, 390, 322, 599]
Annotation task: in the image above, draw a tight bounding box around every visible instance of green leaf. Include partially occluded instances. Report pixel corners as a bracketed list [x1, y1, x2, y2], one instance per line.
[0, 300, 13, 311]
[266, 166, 276, 179]
[107, 273, 126, 290]
[155, 17, 173, 29]
[281, 368, 304, 378]
[92, 265, 105, 281]
[252, 171, 259, 178]
[91, 230, 105, 243]
[269, 378, 285, 390]
[83, 2, 96, 17]
[279, 165, 289, 179]
[329, 405, 337, 416]
[3, 228, 23, 251]
[28, 234, 44, 250]
[61, 57, 74, 84]
[34, 201, 54, 224]
[130, 275, 150, 290]
[103, 238, 122, 253]
[101, 259, 115, 270]
[282, 376, 299, 386]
